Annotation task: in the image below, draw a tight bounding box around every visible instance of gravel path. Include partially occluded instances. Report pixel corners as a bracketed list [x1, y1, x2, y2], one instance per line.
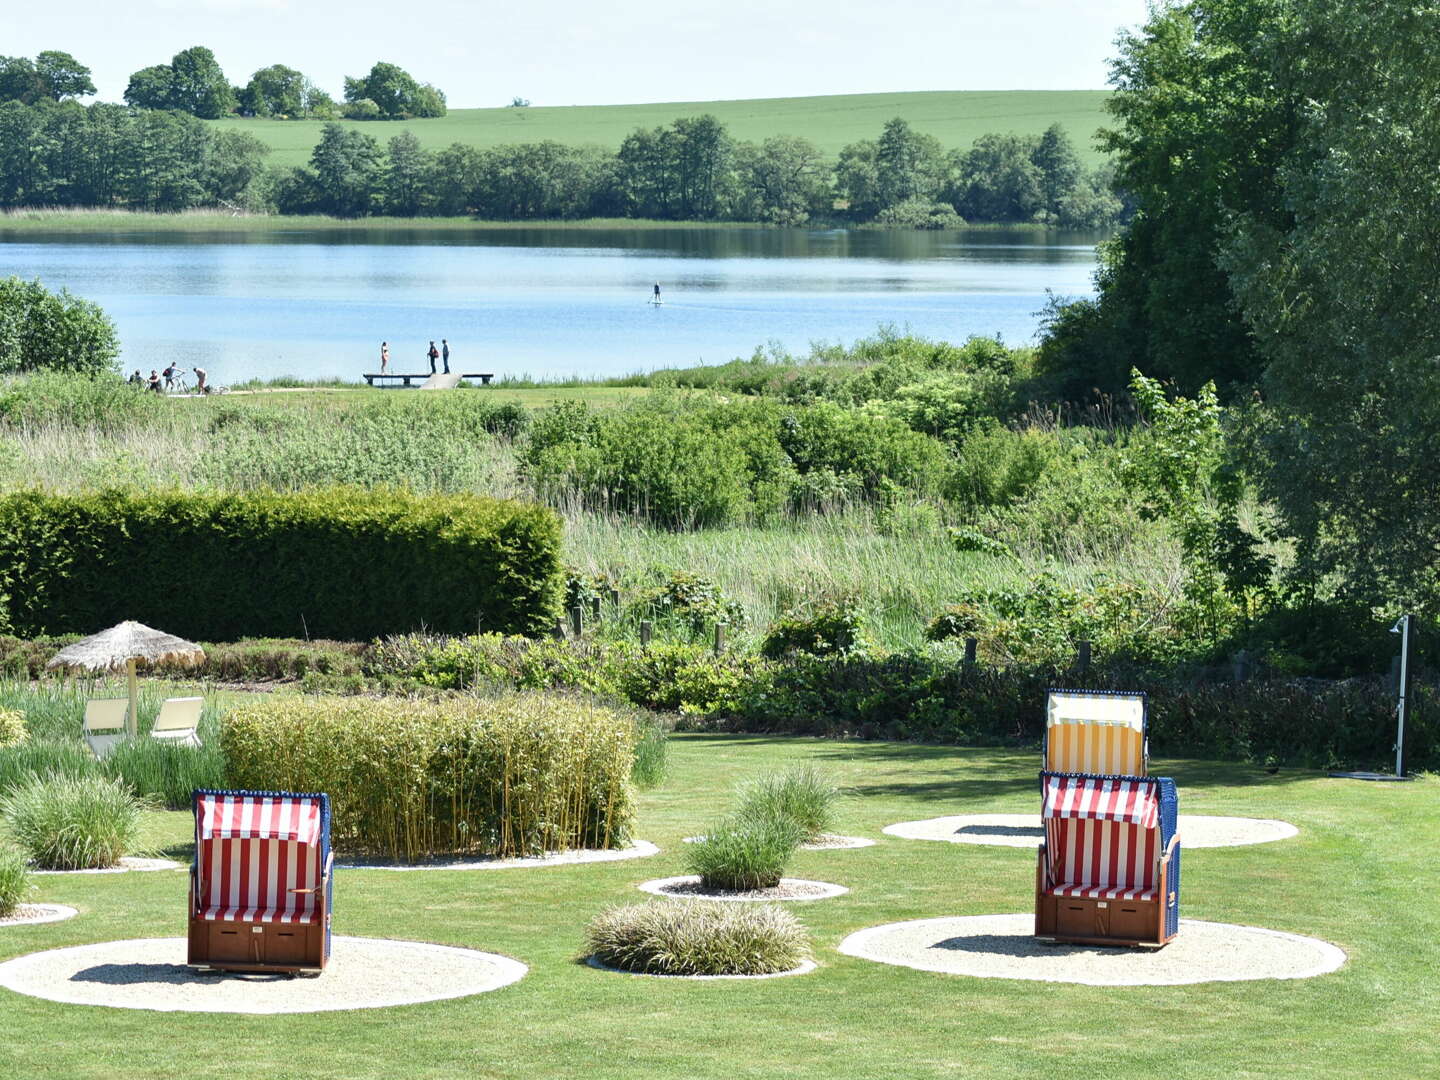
[838, 914, 1345, 985]
[585, 955, 819, 980]
[882, 814, 1298, 849]
[338, 840, 659, 871]
[0, 904, 78, 927]
[0, 936, 527, 1013]
[637, 876, 848, 902]
[32, 857, 183, 876]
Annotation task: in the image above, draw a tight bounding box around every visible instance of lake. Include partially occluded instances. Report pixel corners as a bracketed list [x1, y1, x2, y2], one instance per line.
[0, 227, 1099, 383]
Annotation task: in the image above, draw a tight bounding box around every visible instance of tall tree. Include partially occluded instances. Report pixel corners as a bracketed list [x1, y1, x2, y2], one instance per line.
[874, 117, 945, 207]
[733, 135, 826, 225]
[35, 51, 94, 101]
[167, 46, 235, 119]
[0, 58, 45, 105]
[1031, 124, 1081, 220]
[344, 62, 445, 119]
[308, 123, 381, 216]
[123, 65, 174, 110]
[382, 130, 430, 216]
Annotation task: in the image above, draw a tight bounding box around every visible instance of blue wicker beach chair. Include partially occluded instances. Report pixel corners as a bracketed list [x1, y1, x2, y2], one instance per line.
[1034, 771, 1179, 947]
[188, 789, 333, 973]
[1044, 689, 1149, 776]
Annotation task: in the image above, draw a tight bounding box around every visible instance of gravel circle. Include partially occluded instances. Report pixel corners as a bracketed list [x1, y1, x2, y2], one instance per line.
[31, 857, 183, 876]
[682, 834, 875, 851]
[584, 954, 819, 980]
[637, 876, 848, 902]
[882, 814, 1298, 849]
[0, 904, 79, 927]
[0, 936, 527, 1013]
[838, 913, 1345, 985]
[338, 840, 659, 871]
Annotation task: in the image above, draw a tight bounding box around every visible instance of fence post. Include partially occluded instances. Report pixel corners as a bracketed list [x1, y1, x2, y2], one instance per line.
[1076, 640, 1091, 676]
[569, 606, 584, 638]
[590, 596, 602, 622]
[640, 620, 654, 648]
[713, 622, 726, 656]
[608, 587, 621, 609]
[551, 618, 567, 641]
[963, 638, 977, 665]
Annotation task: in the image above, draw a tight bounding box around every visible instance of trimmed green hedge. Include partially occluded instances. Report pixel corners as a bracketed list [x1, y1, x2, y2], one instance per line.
[0, 489, 561, 640]
[222, 694, 636, 861]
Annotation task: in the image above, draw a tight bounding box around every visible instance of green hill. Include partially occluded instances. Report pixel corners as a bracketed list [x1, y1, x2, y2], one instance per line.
[212, 90, 1112, 170]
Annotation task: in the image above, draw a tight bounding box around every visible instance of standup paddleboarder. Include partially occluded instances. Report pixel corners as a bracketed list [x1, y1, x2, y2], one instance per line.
[652, 282, 662, 304]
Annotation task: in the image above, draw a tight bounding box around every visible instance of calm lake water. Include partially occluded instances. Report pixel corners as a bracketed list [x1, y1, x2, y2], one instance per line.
[0, 227, 1099, 383]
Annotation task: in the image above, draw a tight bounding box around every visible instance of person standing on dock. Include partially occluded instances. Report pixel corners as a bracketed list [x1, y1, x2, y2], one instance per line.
[427, 340, 439, 374]
[442, 339, 450, 374]
[380, 342, 390, 374]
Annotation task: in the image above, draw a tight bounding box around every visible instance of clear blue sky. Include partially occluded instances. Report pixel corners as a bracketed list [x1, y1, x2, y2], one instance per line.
[9, 1, 1150, 108]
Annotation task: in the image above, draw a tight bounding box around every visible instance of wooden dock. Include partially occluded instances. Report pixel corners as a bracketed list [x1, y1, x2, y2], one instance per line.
[362, 372, 494, 388]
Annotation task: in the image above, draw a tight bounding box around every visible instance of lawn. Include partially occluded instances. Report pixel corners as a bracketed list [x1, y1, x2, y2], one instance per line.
[208, 89, 1113, 169]
[2, 733, 1433, 1079]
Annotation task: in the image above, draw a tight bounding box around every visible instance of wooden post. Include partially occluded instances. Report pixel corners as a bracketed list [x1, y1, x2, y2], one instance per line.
[1076, 640, 1091, 675]
[569, 606, 583, 638]
[713, 623, 726, 655]
[608, 587, 620, 609]
[640, 621, 653, 648]
[551, 619, 567, 641]
[590, 596, 602, 622]
[963, 638, 977, 665]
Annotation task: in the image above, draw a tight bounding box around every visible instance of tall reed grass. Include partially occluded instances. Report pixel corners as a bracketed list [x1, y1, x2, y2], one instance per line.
[736, 765, 840, 842]
[0, 845, 30, 914]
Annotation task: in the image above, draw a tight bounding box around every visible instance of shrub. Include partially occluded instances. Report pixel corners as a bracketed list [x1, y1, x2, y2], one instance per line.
[948, 526, 1014, 559]
[222, 693, 636, 861]
[0, 488, 563, 640]
[760, 597, 869, 659]
[0, 775, 145, 870]
[924, 603, 987, 643]
[586, 900, 810, 976]
[875, 197, 965, 230]
[683, 814, 802, 890]
[0, 844, 29, 915]
[633, 573, 747, 635]
[0, 707, 24, 748]
[0, 279, 120, 376]
[0, 372, 163, 432]
[736, 765, 839, 842]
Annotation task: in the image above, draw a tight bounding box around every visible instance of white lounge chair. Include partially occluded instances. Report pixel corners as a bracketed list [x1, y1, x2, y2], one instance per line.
[151, 697, 203, 748]
[83, 699, 129, 760]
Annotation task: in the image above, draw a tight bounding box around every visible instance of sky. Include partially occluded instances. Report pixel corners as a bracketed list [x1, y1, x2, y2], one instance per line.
[8, 1, 1151, 108]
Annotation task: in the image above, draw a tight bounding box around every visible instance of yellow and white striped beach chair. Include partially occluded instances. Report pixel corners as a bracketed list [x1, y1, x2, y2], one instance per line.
[1043, 690, 1148, 776]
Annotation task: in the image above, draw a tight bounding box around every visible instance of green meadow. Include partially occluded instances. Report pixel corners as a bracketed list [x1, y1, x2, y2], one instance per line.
[210, 89, 1113, 169]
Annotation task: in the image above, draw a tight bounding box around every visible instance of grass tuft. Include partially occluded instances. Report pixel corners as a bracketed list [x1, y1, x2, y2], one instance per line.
[586, 900, 810, 976]
[0, 774, 147, 870]
[736, 765, 840, 842]
[631, 713, 669, 789]
[684, 814, 802, 890]
[0, 844, 30, 915]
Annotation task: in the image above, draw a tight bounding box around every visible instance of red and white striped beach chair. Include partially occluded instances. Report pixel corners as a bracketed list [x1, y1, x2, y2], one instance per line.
[1044, 689, 1149, 776]
[1034, 771, 1180, 947]
[188, 789, 333, 973]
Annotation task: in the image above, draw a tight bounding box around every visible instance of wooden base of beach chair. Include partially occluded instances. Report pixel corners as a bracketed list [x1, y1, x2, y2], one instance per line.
[1034, 854, 1176, 948]
[187, 916, 328, 974]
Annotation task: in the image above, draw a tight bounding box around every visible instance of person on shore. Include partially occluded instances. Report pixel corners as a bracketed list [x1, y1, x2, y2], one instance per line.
[653, 282, 662, 303]
[193, 367, 209, 394]
[162, 363, 179, 391]
[427, 340, 439, 374]
[441, 339, 450, 374]
[147, 370, 161, 394]
[128, 370, 143, 387]
[380, 341, 389, 374]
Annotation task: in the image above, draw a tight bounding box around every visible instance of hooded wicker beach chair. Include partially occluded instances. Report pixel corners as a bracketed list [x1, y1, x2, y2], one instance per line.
[150, 696, 203, 747]
[1044, 689, 1148, 776]
[82, 698, 129, 760]
[1034, 771, 1179, 947]
[188, 789, 332, 974]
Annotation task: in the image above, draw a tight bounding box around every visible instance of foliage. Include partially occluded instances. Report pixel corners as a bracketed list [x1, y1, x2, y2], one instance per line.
[630, 713, 669, 789]
[760, 597, 869, 659]
[0, 51, 93, 104]
[586, 900, 810, 976]
[874, 197, 963, 230]
[735, 765, 839, 842]
[343, 62, 446, 120]
[0, 706, 24, 747]
[124, 46, 235, 118]
[0, 843, 28, 914]
[222, 693, 636, 860]
[0, 279, 118, 375]
[99, 739, 224, 811]
[633, 573, 746, 635]
[237, 64, 334, 120]
[683, 814, 802, 890]
[0, 774, 145, 870]
[0, 488, 563, 640]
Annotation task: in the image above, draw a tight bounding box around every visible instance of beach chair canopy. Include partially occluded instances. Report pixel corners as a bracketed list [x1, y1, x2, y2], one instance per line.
[193, 790, 329, 925]
[1044, 689, 1148, 775]
[1040, 772, 1175, 902]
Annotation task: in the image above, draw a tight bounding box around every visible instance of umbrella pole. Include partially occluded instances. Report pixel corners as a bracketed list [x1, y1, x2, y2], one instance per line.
[126, 658, 139, 739]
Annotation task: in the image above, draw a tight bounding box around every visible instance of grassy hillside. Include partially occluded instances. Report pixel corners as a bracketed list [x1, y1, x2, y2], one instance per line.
[212, 89, 1112, 170]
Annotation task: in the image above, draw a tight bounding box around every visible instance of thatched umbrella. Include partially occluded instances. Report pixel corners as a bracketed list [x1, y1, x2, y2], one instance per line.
[47, 621, 205, 737]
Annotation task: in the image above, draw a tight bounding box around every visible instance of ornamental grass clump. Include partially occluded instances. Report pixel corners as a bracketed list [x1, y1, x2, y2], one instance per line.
[587, 900, 810, 976]
[0, 775, 145, 870]
[222, 693, 636, 862]
[0, 845, 30, 915]
[684, 814, 803, 891]
[736, 765, 840, 843]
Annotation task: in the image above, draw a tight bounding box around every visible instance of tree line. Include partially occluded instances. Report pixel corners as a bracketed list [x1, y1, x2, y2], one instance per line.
[0, 101, 1122, 227]
[0, 47, 444, 121]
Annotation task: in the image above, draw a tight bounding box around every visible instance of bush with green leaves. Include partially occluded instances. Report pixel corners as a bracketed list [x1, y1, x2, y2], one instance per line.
[0, 707, 24, 748]
[633, 573, 747, 636]
[0, 844, 30, 915]
[760, 597, 869, 659]
[736, 765, 839, 842]
[0, 775, 145, 870]
[683, 814, 803, 890]
[586, 900, 810, 976]
[0, 278, 119, 376]
[0, 488, 562, 640]
[875, 197, 965, 230]
[222, 693, 636, 861]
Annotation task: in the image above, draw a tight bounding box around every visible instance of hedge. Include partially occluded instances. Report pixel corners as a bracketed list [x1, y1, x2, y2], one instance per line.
[0, 489, 562, 640]
[221, 694, 636, 861]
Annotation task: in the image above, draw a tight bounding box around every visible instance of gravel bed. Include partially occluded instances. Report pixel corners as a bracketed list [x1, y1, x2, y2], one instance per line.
[0, 936, 527, 1013]
[31, 857, 183, 876]
[585, 955, 818, 980]
[0, 904, 78, 927]
[882, 814, 1298, 849]
[636, 875, 848, 902]
[338, 840, 659, 871]
[838, 913, 1345, 985]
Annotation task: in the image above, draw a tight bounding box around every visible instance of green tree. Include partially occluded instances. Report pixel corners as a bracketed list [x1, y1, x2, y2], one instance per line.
[168, 46, 235, 119]
[308, 123, 381, 216]
[35, 51, 94, 101]
[1031, 123, 1081, 220]
[952, 133, 1043, 222]
[344, 62, 445, 119]
[122, 65, 174, 110]
[834, 139, 880, 220]
[0, 58, 45, 105]
[0, 277, 119, 375]
[382, 130, 430, 216]
[239, 64, 306, 118]
[874, 117, 945, 208]
[733, 135, 827, 225]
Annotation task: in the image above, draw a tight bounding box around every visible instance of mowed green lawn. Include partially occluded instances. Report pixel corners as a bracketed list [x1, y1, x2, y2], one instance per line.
[4, 734, 1431, 1080]
[211, 89, 1113, 170]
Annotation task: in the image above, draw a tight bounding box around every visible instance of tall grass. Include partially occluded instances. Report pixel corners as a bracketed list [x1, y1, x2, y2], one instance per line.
[736, 765, 840, 842]
[587, 900, 811, 976]
[0, 845, 30, 914]
[631, 713, 669, 789]
[684, 815, 802, 891]
[0, 775, 147, 870]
